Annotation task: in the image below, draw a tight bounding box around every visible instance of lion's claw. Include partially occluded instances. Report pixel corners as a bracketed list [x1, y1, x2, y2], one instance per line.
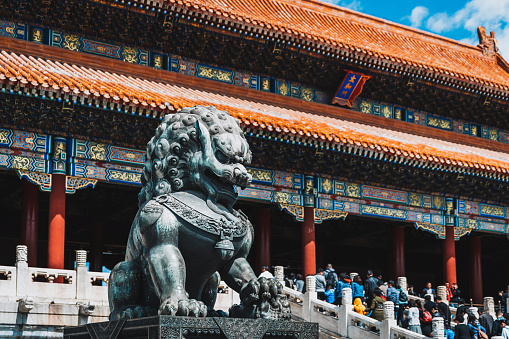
[229, 277, 292, 319]
[160, 299, 207, 317]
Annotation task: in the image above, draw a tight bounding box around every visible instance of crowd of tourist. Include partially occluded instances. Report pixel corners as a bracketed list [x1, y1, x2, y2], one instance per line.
[272, 264, 509, 339]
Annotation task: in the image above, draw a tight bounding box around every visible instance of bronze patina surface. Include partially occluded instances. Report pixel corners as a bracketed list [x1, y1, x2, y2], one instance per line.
[108, 106, 290, 320]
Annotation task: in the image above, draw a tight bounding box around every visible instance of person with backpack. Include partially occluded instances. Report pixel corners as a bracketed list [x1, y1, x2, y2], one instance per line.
[468, 309, 487, 339]
[335, 273, 350, 305]
[387, 280, 400, 320]
[417, 299, 433, 337]
[397, 284, 409, 326]
[324, 264, 338, 289]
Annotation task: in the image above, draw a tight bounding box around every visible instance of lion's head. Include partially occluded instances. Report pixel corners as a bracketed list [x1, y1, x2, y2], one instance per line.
[139, 106, 252, 215]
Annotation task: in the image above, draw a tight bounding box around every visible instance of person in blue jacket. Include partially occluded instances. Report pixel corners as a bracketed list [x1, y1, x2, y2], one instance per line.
[325, 285, 336, 304]
[335, 273, 351, 305]
[352, 274, 364, 302]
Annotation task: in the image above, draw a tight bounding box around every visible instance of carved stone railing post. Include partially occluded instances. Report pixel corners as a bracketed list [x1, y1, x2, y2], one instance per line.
[432, 317, 445, 338]
[76, 250, 88, 300]
[338, 287, 352, 338]
[397, 277, 407, 292]
[437, 286, 447, 305]
[16, 245, 28, 297]
[381, 301, 396, 339]
[484, 297, 495, 317]
[274, 266, 284, 283]
[303, 275, 317, 322]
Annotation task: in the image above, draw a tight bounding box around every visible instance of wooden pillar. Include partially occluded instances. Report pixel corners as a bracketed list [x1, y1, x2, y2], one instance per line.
[91, 222, 104, 272]
[302, 206, 316, 277]
[392, 225, 405, 278]
[469, 236, 483, 304]
[255, 207, 271, 275]
[443, 226, 457, 284]
[21, 179, 39, 267]
[47, 174, 66, 271]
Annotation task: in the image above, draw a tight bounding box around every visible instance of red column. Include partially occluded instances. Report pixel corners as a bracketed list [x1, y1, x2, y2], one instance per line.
[393, 225, 405, 278]
[48, 174, 66, 271]
[255, 208, 271, 275]
[302, 206, 316, 277]
[469, 236, 483, 304]
[443, 226, 457, 285]
[21, 179, 39, 267]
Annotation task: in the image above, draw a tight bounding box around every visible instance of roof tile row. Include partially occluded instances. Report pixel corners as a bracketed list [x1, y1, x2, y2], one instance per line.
[167, 0, 509, 90]
[1, 50, 509, 175]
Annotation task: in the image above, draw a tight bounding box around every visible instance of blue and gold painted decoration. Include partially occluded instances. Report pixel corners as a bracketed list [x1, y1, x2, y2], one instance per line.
[414, 223, 471, 241]
[51, 31, 149, 66]
[0, 128, 51, 153]
[236, 186, 302, 206]
[479, 203, 505, 218]
[353, 97, 509, 144]
[457, 199, 506, 219]
[0, 20, 27, 39]
[196, 64, 234, 84]
[69, 139, 145, 166]
[332, 71, 371, 107]
[0, 18, 330, 104]
[247, 167, 303, 189]
[426, 115, 453, 131]
[278, 203, 304, 222]
[52, 137, 67, 175]
[30, 26, 46, 44]
[151, 53, 165, 69]
[16, 170, 52, 192]
[362, 185, 407, 204]
[314, 209, 348, 224]
[65, 176, 98, 194]
[323, 178, 446, 210]
[0, 128, 51, 173]
[361, 205, 407, 220]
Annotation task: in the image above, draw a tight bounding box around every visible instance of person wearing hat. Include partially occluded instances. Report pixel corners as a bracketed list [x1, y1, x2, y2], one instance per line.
[258, 266, 274, 279]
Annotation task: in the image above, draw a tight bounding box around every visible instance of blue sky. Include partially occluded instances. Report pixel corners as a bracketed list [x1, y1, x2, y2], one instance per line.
[323, 0, 509, 57]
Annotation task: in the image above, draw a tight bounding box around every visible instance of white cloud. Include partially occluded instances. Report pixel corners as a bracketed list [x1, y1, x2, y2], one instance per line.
[404, 0, 509, 57]
[408, 6, 429, 28]
[425, 12, 456, 33]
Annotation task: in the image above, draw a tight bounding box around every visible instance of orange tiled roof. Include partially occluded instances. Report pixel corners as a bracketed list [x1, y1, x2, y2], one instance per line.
[168, 0, 509, 90]
[1, 50, 509, 177]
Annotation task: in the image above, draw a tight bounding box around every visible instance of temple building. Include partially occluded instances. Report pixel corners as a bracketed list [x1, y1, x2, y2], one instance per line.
[1, 0, 509, 313]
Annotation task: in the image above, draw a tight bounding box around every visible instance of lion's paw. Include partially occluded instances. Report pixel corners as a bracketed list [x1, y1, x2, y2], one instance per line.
[111, 305, 157, 320]
[159, 298, 207, 317]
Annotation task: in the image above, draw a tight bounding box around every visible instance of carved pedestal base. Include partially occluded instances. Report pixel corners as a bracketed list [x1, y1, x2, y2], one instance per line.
[64, 316, 319, 339]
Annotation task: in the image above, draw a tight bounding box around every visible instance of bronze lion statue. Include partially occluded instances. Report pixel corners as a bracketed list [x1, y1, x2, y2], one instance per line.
[108, 106, 290, 320]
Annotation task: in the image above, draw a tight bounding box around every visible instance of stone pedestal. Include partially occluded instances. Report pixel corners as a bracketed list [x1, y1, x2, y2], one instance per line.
[64, 316, 319, 339]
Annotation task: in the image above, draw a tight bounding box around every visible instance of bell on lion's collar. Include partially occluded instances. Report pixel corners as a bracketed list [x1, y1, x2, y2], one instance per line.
[214, 239, 234, 260]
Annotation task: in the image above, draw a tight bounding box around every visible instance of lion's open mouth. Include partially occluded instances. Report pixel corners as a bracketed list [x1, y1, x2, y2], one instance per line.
[204, 169, 238, 209]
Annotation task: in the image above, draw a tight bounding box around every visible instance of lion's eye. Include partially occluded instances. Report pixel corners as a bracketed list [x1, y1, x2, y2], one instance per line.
[215, 150, 230, 164]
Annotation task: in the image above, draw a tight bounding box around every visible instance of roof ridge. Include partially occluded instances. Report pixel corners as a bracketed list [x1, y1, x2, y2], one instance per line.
[275, 0, 487, 57]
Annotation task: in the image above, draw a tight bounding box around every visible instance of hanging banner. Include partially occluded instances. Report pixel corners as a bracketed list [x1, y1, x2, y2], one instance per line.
[332, 71, 371, 107]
